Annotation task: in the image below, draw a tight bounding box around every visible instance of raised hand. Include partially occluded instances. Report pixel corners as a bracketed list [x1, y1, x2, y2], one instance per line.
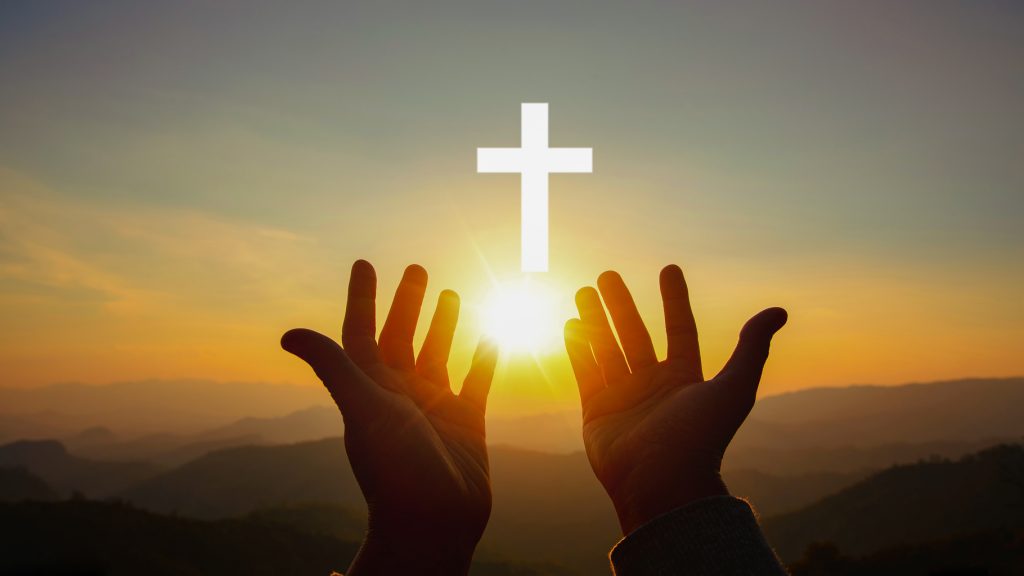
[282, 260, 498, 576]
[564, 265, 787, 536]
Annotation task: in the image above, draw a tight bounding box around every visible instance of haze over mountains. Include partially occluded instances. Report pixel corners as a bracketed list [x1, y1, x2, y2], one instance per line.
[1, 376, 1022, 573]
[736, 377, 1024, 447]
[3, 438, 1021, 573]
[0, 379, 330, 441]
[764, 444, 1024, 561]
[5, 377, 1020, 472]
[0, 497, 581, 576]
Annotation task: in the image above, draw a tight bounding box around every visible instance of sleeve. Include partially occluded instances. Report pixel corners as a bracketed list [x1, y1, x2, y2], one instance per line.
[609, 496, 789, 576]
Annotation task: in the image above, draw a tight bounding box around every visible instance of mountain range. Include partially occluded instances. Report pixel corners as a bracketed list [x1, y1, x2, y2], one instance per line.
[4, 438, 1021, 574]
[0, 379, 330, 441]
[0, 436, 863, 573]
[2, 376, 1023, 572]
[0, 499, 575, 576]
[0, 439, 157, 497]
[763, 443, 1024, 561]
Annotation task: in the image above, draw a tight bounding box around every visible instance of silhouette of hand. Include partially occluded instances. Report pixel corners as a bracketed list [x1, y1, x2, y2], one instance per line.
[564, 266, 787, 536]
[282, 260, 497, 576]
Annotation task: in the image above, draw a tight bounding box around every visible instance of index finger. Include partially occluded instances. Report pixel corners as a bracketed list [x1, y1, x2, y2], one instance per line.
[341, 260, 381, 368]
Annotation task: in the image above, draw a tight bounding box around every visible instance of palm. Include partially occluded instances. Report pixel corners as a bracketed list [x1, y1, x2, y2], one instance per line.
[583, 367, 746, 508]
[282, 260, 498, 544]
[345, 365, 491, 534]
[564, 266, 786, 534]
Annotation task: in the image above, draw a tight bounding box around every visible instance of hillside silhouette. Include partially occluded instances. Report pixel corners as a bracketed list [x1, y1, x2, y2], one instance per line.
[2, 378, 1023, 573]
[0, 499, 571, 576]
[7, 378, 1021, 476]
[764, 444, 1024, 561]
[0, 467, 56, 502]
[109, 438, 864, 571]
[0, 436, 857, 572]
[736, 378, 1024, 449]
[0, 439, 158, 497]
[0, 379, 329, 441]
[2, 444, 1022, 574]
[788, 532, 1024, 576]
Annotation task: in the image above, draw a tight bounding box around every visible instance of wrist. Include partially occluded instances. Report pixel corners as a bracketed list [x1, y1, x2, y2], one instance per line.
[612, 471, 729, 536]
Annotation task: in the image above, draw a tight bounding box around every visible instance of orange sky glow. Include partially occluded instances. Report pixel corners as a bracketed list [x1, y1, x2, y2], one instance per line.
[1, 3, 1022, 417]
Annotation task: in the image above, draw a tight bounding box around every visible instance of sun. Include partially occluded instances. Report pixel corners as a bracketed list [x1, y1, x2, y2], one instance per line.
[480, 276, 563, 354]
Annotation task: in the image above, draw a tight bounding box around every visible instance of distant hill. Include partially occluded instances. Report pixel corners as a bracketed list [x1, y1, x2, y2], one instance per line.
[763, 443, 1024, 561]
[57, 407, 340, 465]
[12, 436, 1023, 573]
[244, 502, 368, 543]
[0, 439, 159, 497]
[725, 437, 1012, 475]
[114, 439, 613, 570]
[200, 405, 343, 445]
[119, 438, 365, 518]
[68, 430, 268, 467]
[70, 406, 578, 463]
[113, 438, 868, 573]
[64, 377, 1024, 477]
[726, 468, 865, 516]
[737, 377, 1024, 450]
[0, 500, 573, 576]
[0, 467, 57, 502]
[5, 377, 1023, 476]
[495, 377, 1024, 459]
[0, 379, 330, 439]
[112, 440, 1024, 573]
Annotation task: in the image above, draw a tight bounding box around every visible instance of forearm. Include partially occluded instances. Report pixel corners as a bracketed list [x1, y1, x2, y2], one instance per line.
[609, 496, 788, 576]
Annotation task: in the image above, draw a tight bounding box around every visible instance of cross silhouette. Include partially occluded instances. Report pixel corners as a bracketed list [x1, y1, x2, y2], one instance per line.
[477, 103, 593, 272]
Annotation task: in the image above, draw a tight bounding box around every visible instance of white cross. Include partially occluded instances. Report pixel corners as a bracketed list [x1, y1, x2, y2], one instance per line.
[477, 103, 593, 272]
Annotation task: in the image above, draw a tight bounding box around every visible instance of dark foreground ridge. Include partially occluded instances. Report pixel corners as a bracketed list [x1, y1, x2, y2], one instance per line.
[0, 499, 573, 576]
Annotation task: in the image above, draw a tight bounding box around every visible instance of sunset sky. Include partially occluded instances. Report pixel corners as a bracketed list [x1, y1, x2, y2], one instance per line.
[1, 1, 1022, 416]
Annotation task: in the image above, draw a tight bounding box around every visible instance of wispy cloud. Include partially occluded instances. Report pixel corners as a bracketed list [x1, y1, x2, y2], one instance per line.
[0, 167, 326, 315]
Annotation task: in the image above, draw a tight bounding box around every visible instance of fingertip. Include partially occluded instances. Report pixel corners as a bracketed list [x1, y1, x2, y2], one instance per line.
[403, 264, 428, 286]
[280, 328, 310, 354]
[660, 264, 684, 284]
[280, 329, 344, 377]
[348, 260, 377, 298]
[772, 306, 788, 323]
[575, 286, 599, 308]
[596, 270, 622, 291]
[564, 317, 585, 339]
[352, 259, 376, 278]
[463, 336, 499, 409]
[742, 307, 789, 341]
[438, 288, 460, 305]
[478, 335, 499, 357]
[762, 307, 789, 332]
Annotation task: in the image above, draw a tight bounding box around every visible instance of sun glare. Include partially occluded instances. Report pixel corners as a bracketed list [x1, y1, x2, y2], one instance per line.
[480, 277, 563, 354]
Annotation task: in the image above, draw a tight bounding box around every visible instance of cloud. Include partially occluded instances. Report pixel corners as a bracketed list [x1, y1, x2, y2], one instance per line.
[0, 167, 328, 316]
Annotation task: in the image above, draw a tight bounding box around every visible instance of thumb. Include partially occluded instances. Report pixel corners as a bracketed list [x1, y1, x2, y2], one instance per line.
[281, 328, 380, 425]
[720, 307, 788, 392]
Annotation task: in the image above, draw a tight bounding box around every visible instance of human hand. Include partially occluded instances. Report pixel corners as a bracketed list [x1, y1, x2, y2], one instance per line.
[282, 260, 498, 576]
[564, 266, 786, 536]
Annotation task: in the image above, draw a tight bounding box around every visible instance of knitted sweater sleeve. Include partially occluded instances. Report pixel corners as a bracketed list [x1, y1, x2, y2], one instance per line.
[609, 496, 789, 575]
